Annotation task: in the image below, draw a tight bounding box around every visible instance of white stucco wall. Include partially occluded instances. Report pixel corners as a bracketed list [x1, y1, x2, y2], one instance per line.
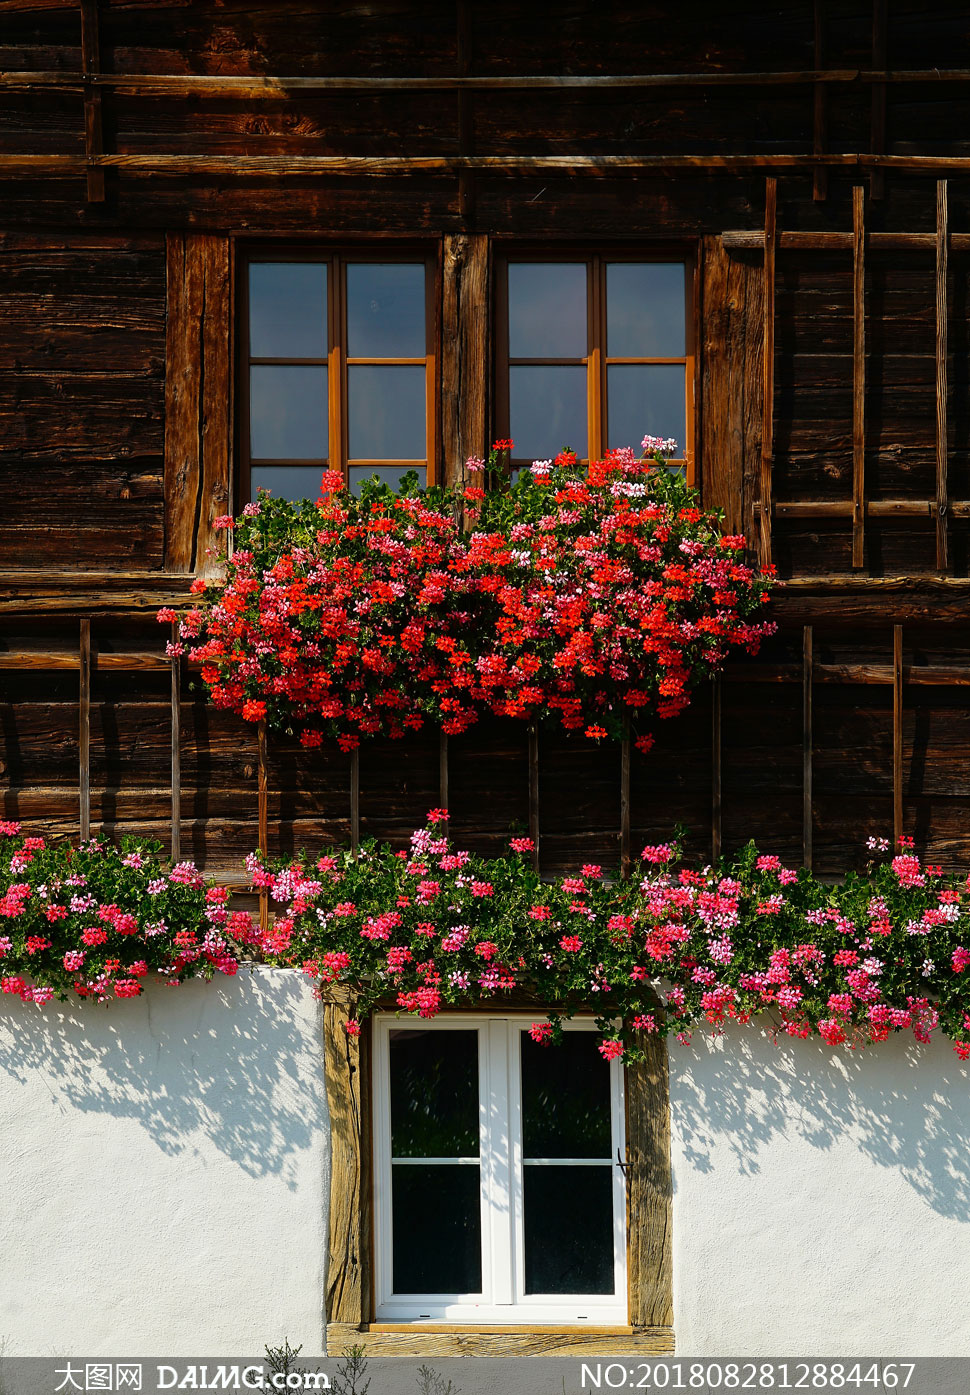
[669, 1025, 970, 1356]
[0, 967, 329, 1357]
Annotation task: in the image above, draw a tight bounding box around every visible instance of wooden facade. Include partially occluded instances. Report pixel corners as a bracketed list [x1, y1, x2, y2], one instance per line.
[5, 0, 970, 883]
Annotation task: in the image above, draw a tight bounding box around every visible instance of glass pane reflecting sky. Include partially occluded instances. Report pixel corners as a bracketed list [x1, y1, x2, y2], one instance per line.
[249, 263, 327, 359]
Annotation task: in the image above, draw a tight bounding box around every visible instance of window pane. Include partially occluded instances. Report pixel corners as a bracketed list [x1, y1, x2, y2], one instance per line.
[392, 1164, 482, 1294]
[249, 263, 327, 359]
[348, 365, 426, 459]
[390, 1029, 479, 1158]
[524, 1164, 615, 1294]
[346, 263, 426, 358]
[349, 465, 426, 497]
[250, 364, 328, 460]
[521, 1031, 612, 1159]
[250, 465, 324, 502]
[606, 263, 685, 358]
[509, 365, 587, 461]
[607, 363, 685, 455]
[508, 263, 587, 358]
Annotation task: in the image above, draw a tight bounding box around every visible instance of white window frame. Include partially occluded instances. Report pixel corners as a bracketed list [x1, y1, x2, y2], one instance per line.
[372, 1014, 627, 1324]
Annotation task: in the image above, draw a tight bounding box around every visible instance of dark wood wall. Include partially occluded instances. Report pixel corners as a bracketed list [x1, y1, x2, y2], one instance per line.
[4, 0, 970, 876]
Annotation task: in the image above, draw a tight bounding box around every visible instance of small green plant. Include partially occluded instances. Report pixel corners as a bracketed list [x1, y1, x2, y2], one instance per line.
[331, 1344, 370, 1395]
[416, 1365, 460, 1395]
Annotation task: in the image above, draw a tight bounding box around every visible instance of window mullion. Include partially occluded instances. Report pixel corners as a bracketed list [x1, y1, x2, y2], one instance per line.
[328, 254, 344, 478]
[484, 1020, 514, 1305]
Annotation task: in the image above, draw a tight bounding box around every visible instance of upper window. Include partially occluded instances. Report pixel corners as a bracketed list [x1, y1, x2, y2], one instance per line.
[495, 254, 693, 478]
[239, 252, 436, 503]
[371, 1015, 627, 1324]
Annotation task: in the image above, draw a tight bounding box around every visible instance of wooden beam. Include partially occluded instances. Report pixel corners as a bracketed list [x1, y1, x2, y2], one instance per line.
[759, 176, 777, 571]
[164, 234, 232, 573]
[813, 0, 828, 201]
[170, 623, 181, 865]
[757, 498, 970, 519]
[0, 650, 171, 670]
[936, 179, 949, 572]
[79, 0, 104, 202]
[441, 234, 488, 488]
[79, 618, 91, 841]
[852, 185, 867, 570]
[870, 0, 888, 199]
[803, 626, 813, 871]
[893, 625, 904, 844]
[626, 1035, 673, 1330]
[324, 998, 371, 1328]
[711, 676, 722, 863]
[456, 0, 474, 224]
[724, 228, 970, 251]
[620, 722, 631, 879]
[350, 747, 360, 854]
[528, 723, 540, 873]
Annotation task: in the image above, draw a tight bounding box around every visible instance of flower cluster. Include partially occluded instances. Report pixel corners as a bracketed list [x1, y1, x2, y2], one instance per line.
[166, 441, 774, 750]
[0, 822, 244, 1004]
[248, 816, 970, 1062]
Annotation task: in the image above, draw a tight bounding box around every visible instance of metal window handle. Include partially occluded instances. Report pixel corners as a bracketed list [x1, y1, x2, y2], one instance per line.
[616, 1148, 627, 1175]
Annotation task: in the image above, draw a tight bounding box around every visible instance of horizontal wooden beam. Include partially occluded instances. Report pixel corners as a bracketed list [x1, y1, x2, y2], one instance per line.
[8, 152, 970, 180]
[755, 499, 970, 519]
[726, 661, 970, 686]
[0, 650, 169, 670]
[724, 229, 970, 251]
[7, 68, 970, 95]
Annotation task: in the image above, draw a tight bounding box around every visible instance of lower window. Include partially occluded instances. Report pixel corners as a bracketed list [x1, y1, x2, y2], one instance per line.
[371, 1016, 627, 1323]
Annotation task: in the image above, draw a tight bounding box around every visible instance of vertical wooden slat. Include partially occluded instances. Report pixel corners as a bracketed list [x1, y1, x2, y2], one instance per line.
[439, 730, 449, 815]
[626, 1036, 673, 1329]
[802, 625, 813, 871]
[711, 676, 722, 863]
[852, 185, 867, 570]
[456, 0, 474, 224]
[759, 176, 777, 570]
[350, 747, 360, 853]
[936, 178, 949, 572]
[528, 723, 540, 873]
[813, 0, 828, 202]
[441, 233, 489, 489]
[893, 624, 904, 845]
[164, 234, 232, 572]
[79, 0, 104, 202]
[620, 722, 631, 879]
[170, 622, 181, 865]
[324, 995, 370, 1327]
[78, 619, 91, 841]
[870, 0, 888, 200]
[257, 718, 269, 931]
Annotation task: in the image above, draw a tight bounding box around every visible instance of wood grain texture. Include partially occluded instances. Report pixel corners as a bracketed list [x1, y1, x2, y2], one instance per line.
[626, 1033, 673, 1330]
[803, 625, 813, 871]
[163, 233, 231, 573]
[936, 180, 949, 572]
[759, 177, 776, 570]
[78, 617, 90, 841]
[324, 1001, 371, 1329]
[812, 0, 827, 202]
[441, 233, 488, 489]
[852, 185, 866, 570]
[325, 1324, 674, 1356]
[79, 0, 104, 203]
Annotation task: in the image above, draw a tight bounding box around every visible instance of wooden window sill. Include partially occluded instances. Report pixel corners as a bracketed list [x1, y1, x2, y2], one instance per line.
[325, 1321, 675, 1357]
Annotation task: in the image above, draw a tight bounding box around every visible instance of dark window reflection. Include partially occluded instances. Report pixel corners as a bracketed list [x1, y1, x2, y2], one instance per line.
[249, 263, 327, 359]
[390, 1029, 479, 1158]
[508, 263, 587, 358]
[509, 365, 586, 460]
[523, 1164, 615, 1294]
[346, 263, 426, 358]
[250, 364, 328, 460]
[250, 465, 324, 501]
[607, 363, 685, 455]
[348, 365, 426, 459]
[521, 1031, 612, 1158]
[392, 1163, 482, 1294]
[606, 263, 685, 358]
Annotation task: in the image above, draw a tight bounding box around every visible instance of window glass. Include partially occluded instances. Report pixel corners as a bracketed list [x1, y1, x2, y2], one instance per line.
[389, 1029, 479, 1158]
[349, 465, 427, 496]
[392, 1166, 483, 1295]
[250, 466, 324, 501]
[509, 365, 587, 461]
[606, 262, 685, 358]
[508, 263, 587, 358]
[249, 364, 327, 460]
[346, 263, 426, 358]
[348, 365, 426, 459]
[520, 1031, 612, 1158]
[249, 262, 327, 359]
[523, 1164, 615, 1294]
[607, 363, 685, 454]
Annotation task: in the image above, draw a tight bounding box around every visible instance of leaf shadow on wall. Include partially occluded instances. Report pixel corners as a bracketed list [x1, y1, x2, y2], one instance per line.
[669, 1024, 970, 1221]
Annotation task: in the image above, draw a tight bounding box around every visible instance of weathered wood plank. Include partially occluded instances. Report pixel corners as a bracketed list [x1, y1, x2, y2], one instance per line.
[79, 0, 104, 203]
[324, 1002, 370, 1329]
[325, 1324, 675, 1356]
[852, 185, 866, 570]
[936, 179, 949, 572]
[870, 0, 888, 200]
[803, 625, 813, 871]
[813, 0, 827, 202]
[163, 233, 231, 573]
[441, 232, 488, 488]
[759, 176, 776, 570]
[627, 1033, 673, 1330]
[78, 617, 90, 841]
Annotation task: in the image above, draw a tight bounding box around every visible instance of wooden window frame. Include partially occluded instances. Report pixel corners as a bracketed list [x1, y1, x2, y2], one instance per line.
[493, 248, 697, 487]
[236, 246, 439, 509]
[323, 991, 674, 1358]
